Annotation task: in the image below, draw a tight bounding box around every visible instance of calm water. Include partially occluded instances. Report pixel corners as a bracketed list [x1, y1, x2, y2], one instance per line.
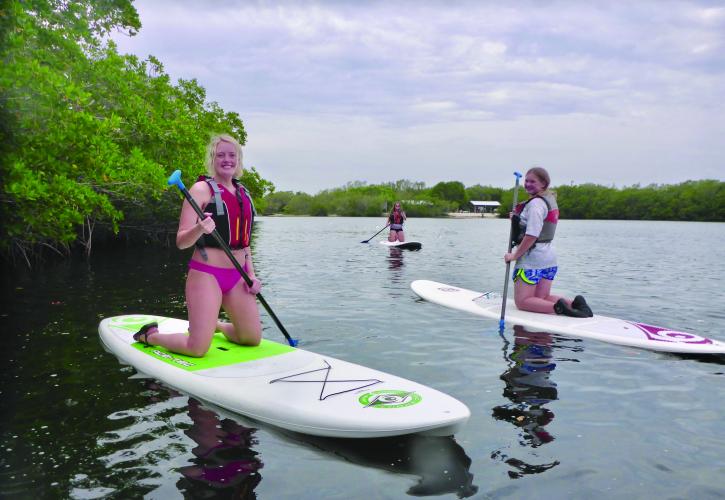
[1, 217, 724, 499]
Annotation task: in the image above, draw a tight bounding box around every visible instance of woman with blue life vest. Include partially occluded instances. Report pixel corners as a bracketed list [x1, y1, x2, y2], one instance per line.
[503, 167, 593, 318]
[387, 202, 407, 242]
[134, 134, 262, 356]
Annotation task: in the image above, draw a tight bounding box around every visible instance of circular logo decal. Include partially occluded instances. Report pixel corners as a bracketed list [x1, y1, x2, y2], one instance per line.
[358, 390, 422, 409]
[111, 315, 155, 327]
[109, 315, 159, 333]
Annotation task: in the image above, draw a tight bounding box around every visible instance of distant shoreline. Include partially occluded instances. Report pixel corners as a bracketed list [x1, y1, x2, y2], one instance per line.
[259, 212, 500, 218]
[447, 212, 499, 218]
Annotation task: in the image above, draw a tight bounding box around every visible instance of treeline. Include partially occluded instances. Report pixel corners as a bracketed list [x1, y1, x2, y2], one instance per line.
[265, 179, 725, 221]
[0, 0, 273, 263]
[552, 181, 724, 220]
[265, 180, 504, 217]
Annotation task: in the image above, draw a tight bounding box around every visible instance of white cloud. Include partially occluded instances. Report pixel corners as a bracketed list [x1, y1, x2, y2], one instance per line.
[694, 6, 725, 24]
[410, 100, 458, 113]
[112, 0, 725, 192]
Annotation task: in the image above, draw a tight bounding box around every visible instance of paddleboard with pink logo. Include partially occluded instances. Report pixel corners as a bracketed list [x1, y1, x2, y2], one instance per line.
[411, 280, 725, 354]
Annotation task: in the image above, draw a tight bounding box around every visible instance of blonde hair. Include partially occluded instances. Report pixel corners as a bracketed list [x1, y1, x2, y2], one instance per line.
[205, 134, 243, 178]
[527, 166, 556, 198]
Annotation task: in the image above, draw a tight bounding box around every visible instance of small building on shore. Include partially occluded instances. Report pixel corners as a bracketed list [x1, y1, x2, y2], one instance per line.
[470, 201, 501, 214]
[448, 200, 501, 218]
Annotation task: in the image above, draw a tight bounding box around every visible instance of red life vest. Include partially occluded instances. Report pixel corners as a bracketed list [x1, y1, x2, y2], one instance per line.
[197, 176, 255, 249]
[389, 211, 405, 225]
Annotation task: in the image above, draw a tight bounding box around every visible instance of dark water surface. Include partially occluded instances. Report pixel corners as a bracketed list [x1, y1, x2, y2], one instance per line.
[1, 217, 724, 499]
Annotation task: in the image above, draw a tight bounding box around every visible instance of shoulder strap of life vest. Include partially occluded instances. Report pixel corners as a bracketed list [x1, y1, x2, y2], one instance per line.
[206, 178, 225, 216]
[519, 194, 551, 212]
[232, 180, 256, 216]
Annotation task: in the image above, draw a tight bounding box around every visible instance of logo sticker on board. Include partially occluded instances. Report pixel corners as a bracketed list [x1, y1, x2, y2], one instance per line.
[358, 390, 422, 409]
[109, 315, 160, 332]
[630, 322, 713, 345]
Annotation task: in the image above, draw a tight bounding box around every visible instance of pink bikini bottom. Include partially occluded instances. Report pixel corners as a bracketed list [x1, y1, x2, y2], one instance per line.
[188, 260, 248, 294]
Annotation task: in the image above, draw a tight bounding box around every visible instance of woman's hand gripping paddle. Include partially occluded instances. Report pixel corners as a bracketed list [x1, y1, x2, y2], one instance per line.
[499, 172, 523, 333]
[361, 224, 390, 243]
[168, 170, 299, 347]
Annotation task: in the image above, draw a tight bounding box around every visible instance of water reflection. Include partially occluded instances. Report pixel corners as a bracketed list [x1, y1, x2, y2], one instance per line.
[96, 380, 477, 498]
[290, 432, 478, 498]
[491, 326, 561, 478]
[176, 398, 262, 498]
[207, 401, 479, 498]
[387, 247, 404, 270]
[89, 381, 263, 498]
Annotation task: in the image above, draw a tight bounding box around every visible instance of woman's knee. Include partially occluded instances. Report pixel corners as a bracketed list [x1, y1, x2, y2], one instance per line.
[235, 321, 262, 346]
[245, 335, 262, 347]
[514, 295, 528, 309]
[184, 331, 214, 357]
[185, 341, 211, 357]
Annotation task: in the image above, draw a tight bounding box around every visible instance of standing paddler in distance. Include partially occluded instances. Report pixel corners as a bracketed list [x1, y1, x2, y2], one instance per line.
[133, 134, 263, 356]
[503, 167, 593, 318]
[387, 201, 407, 242]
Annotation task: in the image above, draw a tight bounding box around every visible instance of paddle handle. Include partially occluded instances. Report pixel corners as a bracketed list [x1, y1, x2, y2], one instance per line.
[499, 171, 523, 331]
[362, 224, 390, 243]
[167, 170, 298, 347]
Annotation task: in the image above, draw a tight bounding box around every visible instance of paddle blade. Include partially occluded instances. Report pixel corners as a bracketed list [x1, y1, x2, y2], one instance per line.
[167, 169, 186, 190]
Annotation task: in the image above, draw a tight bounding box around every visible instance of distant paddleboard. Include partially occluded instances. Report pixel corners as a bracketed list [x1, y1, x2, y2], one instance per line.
[99, 314, 469, 438]
[379, 240, 422, 251]
[411, 280, 725, 355]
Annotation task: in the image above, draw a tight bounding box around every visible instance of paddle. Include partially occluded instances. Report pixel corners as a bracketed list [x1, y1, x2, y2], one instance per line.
[168, 170, 299, 347]
[499, 171, 523, 332]
[361, 224, 390, 243]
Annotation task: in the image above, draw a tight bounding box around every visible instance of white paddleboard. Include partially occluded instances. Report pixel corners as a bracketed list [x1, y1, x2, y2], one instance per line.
[379, 240, 422, 250]
[411, 280, 725, 355]
[99, 315, 469, 438]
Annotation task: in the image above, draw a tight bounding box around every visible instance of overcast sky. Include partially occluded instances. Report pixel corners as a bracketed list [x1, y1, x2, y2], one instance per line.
[113, 0, 725, 193]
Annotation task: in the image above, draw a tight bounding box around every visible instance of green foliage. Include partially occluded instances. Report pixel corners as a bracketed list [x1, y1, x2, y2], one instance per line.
[1, 0, 274, 261]
[496, 180, 724, 221]
[431, 181, 467, 209]
[466, 184, 503, 202]
[241, 166, 275, 214]
[262, 180, 454, 217]
[284, 192, 315, 215]
[264, 191, 297, 215]
[261, 178, 723, 222]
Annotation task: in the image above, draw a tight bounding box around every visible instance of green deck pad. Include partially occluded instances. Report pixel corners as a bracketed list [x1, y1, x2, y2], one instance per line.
[131, 332, 295, 372]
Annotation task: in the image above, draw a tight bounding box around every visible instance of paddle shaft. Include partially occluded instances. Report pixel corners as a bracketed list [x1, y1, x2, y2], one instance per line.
[499, 172, 523, 330]
[362, 224, 390, 243]
[171, 175, 297, 347]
